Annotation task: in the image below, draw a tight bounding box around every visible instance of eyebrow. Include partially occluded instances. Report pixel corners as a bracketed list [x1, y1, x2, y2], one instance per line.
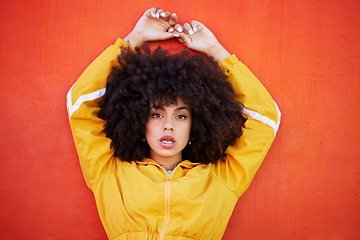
[150, 106, 190, 112]
[175, 106, 190, 112]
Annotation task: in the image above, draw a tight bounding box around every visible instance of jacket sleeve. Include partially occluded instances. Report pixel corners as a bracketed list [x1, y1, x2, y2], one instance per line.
[66, 39, 130, 190]
[211, 54, 281, 198]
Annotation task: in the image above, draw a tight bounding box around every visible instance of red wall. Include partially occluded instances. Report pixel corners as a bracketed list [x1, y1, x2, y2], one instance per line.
[1, 0, 360, 239]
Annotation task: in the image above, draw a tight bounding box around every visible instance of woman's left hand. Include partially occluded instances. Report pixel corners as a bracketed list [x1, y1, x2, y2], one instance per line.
[124, 8, 178, 48]
[173, 20, 231, 63]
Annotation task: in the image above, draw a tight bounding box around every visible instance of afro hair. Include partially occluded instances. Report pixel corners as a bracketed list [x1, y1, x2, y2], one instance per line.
[98, 46, 244, 164]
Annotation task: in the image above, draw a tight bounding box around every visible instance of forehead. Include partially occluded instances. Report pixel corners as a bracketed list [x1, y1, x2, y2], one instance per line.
[151, 98, 189, 110]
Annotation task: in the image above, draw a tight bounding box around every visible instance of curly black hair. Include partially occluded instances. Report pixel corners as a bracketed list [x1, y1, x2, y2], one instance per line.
[98, 46, 244, 164]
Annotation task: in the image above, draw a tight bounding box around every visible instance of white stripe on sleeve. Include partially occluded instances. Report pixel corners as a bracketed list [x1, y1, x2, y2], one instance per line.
[239, 102, 281, 136]
[67, 88, 107, 118]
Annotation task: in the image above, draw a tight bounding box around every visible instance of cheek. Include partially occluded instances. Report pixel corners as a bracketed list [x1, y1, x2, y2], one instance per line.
[145, 120, 160, 142]
[185, 122, 191, 136]
[145, 121, 154, 138]
[179, 121, 192, 140]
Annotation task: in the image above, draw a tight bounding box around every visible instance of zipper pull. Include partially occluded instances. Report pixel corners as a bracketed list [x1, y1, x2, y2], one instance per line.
[165, 174, 171, 181]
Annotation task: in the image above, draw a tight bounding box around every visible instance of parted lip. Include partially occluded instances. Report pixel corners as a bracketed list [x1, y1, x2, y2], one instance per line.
[160, 135, 176, 143]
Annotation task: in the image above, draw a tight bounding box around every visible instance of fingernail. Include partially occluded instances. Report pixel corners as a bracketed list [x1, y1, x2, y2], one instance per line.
[193, 26, 197, 32]
[160, 12, 166, 17]
[172, 13, 177, 16]
[177, 27, 183, 32]
[169, 27, 174, 33]
[152, 13, 155, 17]
[156, 13, 160, 18]
[189, 29, 194, 35]
[173, 34, 180, 37]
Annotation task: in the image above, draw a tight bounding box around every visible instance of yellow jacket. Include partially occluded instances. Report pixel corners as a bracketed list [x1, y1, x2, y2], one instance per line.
[67, 39, 281, 240]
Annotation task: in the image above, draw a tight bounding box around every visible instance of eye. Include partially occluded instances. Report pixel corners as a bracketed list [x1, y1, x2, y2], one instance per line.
[175, 114, 188, 120]
[152, 113, 163, 119]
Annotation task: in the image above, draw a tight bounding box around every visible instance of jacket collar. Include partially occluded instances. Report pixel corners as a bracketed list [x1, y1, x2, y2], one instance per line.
[137, 158, 201, 168]
[135, 158, 204, 180]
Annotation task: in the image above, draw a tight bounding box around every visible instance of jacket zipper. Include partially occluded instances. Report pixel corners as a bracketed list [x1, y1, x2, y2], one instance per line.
[159, 173, 171, 240]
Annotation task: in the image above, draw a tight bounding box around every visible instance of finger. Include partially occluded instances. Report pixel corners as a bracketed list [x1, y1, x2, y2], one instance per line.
[160, 11, 171, 20]
[191, 20, 203, 33]
[174, 23, 184, 33]
[149, 7, 158, 18]
[168, 13, 178, 25]
[155, 9, 164, 19]
[150, 7, 162, 18]
[183, 23, 194, 36]
[168, 26, 175, 33]
[174, 32, 192, 47]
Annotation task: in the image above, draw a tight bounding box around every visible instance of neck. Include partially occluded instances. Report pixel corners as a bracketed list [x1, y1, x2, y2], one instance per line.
[160, 164, 177, 171]
[149, 152, 182, 171]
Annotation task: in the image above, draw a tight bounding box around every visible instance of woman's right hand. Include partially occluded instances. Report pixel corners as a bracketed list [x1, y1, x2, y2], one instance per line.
[124, 8, 178, 48]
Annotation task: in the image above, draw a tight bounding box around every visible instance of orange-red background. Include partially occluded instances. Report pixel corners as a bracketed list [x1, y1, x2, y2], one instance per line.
[1, 0, 359, 239]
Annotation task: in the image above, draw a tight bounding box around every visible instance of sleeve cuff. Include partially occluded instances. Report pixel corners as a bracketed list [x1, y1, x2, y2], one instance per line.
[114, 38, 135, 51]
[218, 54, 239, 72]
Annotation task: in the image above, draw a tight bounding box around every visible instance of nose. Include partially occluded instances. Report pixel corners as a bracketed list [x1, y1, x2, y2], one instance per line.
[164, 126, 174, 131]
[163, 118, 174, 131]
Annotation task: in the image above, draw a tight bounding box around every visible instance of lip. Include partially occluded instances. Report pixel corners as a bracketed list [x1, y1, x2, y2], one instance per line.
[159, 135, 176, 148]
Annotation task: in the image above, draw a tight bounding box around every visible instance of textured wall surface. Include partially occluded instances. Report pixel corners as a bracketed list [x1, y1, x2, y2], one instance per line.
[1, 0, 359, 239]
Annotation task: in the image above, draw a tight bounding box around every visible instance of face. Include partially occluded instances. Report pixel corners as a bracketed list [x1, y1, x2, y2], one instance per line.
[145, 99, 192, 165]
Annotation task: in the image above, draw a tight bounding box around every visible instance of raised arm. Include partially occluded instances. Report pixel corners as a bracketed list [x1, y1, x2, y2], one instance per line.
[124, 8, 178, 47]
[67, 8, 178, 189]
[216, 55, 281, 198]
[175, 21, 281, 197]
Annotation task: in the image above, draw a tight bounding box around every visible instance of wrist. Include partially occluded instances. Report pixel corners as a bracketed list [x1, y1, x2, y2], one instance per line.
[205, 43, 231, 63]
[123, 30, 145, 48]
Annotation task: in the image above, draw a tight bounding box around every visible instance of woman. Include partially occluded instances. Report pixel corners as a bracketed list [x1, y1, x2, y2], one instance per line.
[67, 7, 280, 240]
